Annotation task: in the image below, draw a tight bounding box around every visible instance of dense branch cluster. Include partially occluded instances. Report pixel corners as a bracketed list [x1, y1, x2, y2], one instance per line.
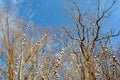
[0, 0, 120, 80]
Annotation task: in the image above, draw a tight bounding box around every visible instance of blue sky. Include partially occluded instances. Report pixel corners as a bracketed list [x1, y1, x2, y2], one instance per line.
[0, 0, 120, 66]
[0, 0, 119, 43]
[0, 0, 120, 43]
[0, 0, 120, 28]
[15, 0, 69, 26]
[0, 0, 120, 76]
[0, 0, 71, 27]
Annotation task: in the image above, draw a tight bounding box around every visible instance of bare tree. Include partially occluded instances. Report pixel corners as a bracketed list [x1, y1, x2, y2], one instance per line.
[0, 0, 120, 80]
[0, 10, 60, 80]
[61, 0, 120, 80]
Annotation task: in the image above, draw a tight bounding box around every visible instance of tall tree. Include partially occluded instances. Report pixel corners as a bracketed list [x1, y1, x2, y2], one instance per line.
[61, 0, 120, 79]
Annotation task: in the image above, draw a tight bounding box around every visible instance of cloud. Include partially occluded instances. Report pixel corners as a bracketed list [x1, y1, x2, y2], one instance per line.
[0, 0, 5, 11]
[11, 0, 24, 4]
[12, 0, 17, 4]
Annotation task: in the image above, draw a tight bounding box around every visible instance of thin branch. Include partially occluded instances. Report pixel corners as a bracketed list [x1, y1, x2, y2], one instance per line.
[95, 0, 116, 41]
[96, 31, 120, 41]
[72, 0, 85, 41]
[63, 27, 79, 41]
